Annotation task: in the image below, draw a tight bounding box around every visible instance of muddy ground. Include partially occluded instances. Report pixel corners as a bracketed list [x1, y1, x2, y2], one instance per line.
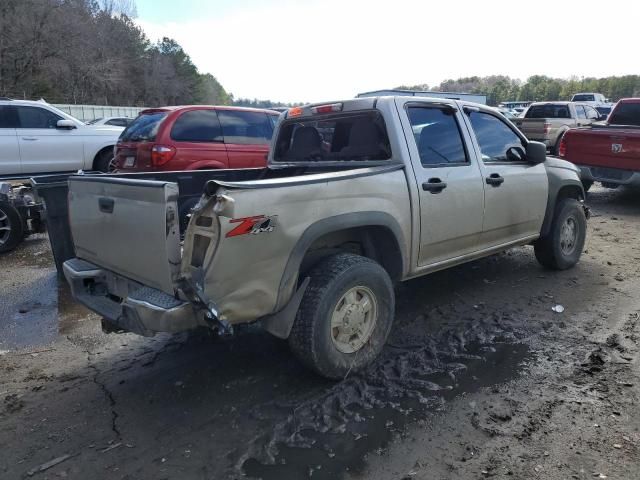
[1, 185, 639, 480]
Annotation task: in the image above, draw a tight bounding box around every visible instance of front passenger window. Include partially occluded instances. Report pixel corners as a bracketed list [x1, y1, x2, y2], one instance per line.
[16, 106, 62, 129]
[468, 111, 524, 162]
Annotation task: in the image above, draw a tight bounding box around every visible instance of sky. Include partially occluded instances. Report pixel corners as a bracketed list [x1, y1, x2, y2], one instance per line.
[135, 0, 640, 103]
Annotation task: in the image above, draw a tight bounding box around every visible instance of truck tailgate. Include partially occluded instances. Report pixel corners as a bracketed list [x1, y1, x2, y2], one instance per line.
[68, 176, 181, 294]
[565, 127, 640, 171]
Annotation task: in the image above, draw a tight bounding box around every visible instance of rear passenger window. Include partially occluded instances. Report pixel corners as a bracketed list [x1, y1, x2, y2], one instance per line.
[407, 107, 468, 167]
[171, 110, 222, 142]
[468, 112, 524, 162]
[218, 110, 273, 145]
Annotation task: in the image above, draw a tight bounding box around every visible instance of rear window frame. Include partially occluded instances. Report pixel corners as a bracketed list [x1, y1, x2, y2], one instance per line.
[119, 111, 168, 142]
[272, 110, 393, 165]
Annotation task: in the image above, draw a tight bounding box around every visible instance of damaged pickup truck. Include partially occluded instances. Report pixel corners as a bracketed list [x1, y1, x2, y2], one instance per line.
[58, 96, 589, 378]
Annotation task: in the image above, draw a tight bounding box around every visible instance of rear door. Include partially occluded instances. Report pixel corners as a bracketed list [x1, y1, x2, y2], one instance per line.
[464, 108, 548, 246]
[0, 106, 21, 175]
[218, 110, 273, 168]
[397, 98, 485, 266]
[68, 176, 181, 294]
[170, 109, 228, 169]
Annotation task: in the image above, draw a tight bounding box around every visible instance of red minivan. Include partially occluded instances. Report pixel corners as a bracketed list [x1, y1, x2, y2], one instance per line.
[113, 106, 280, 172]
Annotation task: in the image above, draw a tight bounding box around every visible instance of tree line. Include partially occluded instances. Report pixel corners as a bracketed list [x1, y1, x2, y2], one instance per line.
[398, 75, 640, 106]
[0, 0, 234, 107]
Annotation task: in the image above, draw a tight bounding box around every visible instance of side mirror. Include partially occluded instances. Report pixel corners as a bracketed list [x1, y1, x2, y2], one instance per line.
[56, 119, 76, 129]
[526, 141, 546, 164]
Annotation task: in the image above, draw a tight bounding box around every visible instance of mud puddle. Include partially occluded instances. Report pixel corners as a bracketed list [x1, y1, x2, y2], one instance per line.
[242, 342, 531, 479]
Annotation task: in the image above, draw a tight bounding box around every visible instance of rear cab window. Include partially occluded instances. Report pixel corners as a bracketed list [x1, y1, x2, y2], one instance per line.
[608, 102, 640, 126]
[573, 94, 595, 102]
[120, 111, 167, 142]
[273, 111, 391, 162]
[525, 104, 571, 119]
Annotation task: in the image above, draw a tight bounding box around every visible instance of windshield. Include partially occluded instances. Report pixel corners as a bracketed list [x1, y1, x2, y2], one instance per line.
[608, 103, 640, 126]
[572, 94, 595, 102]
[273, 111, 391, 163]
[119, 112, 167, 141]
[525, 104, 571, 119]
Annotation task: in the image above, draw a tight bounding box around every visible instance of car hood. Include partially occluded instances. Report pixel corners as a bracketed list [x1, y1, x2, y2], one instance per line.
[81, 125, 125, 135]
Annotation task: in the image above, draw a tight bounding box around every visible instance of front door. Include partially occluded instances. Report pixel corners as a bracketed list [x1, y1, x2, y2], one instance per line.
[399, 99, 486, 267]
[464, 109, 548, 247]
[15, 105, 84, 174]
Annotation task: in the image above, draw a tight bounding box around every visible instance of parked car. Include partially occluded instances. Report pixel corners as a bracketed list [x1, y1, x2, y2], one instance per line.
[51, 96, 588, 378]
[513, 102, 602, 155]
[113, 106, 281, 172]
[559, 98, 640, 190]
[0, 98, 124, 176]
[86, 116, 134, 127]
[571, 92, 607, 106]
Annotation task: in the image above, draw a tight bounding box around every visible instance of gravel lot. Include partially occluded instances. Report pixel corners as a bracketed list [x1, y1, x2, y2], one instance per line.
[1, 185, 639, 479]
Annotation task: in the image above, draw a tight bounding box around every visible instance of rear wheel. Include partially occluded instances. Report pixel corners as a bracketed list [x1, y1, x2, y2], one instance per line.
[288, 253, 395, 379]
[0, 200, 24, 253]
[534, 198, 587, 270]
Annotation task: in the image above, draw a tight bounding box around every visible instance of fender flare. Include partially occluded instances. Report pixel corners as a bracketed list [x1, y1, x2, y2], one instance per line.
[261, 212, 406, 339]
[540, 179, 585, 237]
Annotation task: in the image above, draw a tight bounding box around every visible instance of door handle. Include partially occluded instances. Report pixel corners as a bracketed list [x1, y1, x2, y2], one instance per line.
[422, 178, 447, 194]
[98, 197, 114, 214]
[486, 173, 504, 187]
[21, 137, 38, 141]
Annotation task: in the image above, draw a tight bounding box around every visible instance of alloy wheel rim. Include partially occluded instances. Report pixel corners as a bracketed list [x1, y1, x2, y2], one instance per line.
[330, 286, 378, 354]
[560, 217, 578, 255]
[0, 208, 11, 245]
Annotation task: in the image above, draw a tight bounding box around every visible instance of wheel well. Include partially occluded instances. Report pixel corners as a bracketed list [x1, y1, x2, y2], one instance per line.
[299, 226, 403, 282]
[92, 146, 114, 169]
[556, 184, 584, 203]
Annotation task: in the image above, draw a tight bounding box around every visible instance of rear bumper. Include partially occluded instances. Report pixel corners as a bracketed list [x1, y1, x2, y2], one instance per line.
[63, 258, 204, 336]
[579, 166, 640, 187]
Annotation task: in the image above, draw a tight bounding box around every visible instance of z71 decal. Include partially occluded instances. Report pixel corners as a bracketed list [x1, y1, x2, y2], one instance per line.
[226, 215, 277, 237]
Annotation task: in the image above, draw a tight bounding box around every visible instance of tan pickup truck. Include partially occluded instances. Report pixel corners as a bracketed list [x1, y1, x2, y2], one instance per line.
[55, 96, 589, 378]
[514, 102, 604, 155]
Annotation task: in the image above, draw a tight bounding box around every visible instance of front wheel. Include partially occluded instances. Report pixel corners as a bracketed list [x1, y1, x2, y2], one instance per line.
[288, 253, 395, 379]
[0, 200, 24, 253]
[534, 198, 587, 270]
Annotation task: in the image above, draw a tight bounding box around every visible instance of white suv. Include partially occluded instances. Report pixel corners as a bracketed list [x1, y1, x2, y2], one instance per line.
[0, 98, 124, 176]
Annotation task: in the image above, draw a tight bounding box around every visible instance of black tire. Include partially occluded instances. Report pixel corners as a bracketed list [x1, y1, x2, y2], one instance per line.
[582, 180, 593, 192]
[288, 253, 395, 379]
[94, 148, 115, 173]
[534, 198, 587, 270]
[0, 200, 24, 253]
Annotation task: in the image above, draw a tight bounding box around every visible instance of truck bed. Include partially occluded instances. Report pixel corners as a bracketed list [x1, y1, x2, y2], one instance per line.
[32, 165, 400, 276]
[562, 125, 640, 171]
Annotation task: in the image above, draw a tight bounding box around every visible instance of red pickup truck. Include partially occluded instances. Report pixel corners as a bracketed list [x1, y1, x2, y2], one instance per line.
[559, 98, 640, 191]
